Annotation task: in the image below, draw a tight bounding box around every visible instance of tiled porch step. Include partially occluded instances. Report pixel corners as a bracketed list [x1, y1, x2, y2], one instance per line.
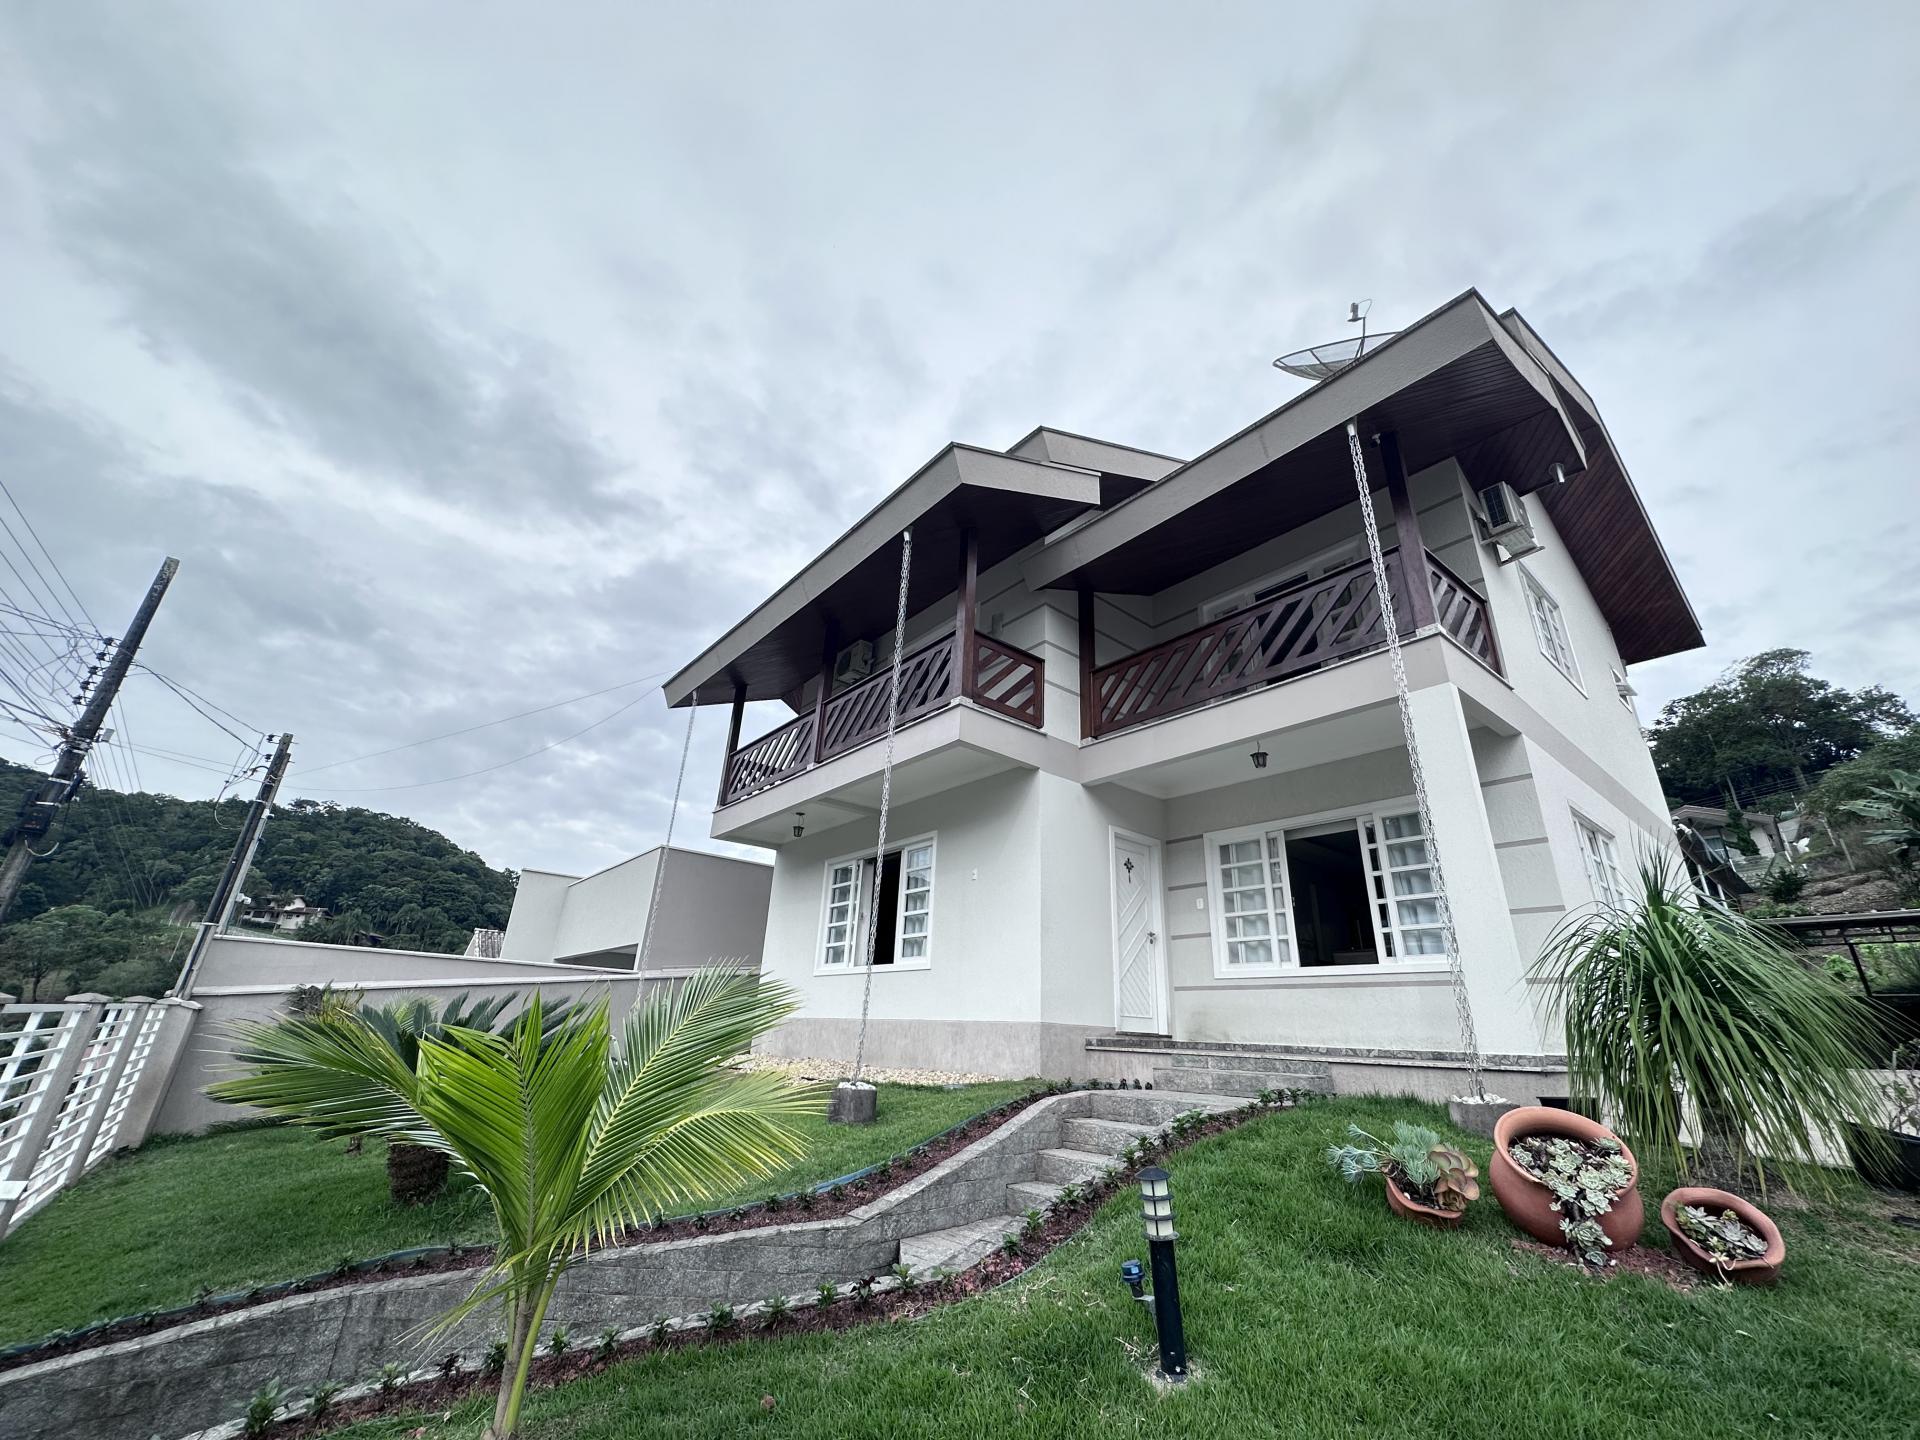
[1060, 1116, 1158, 1157]
[898, 1214, 1022, 1276]
[1035, 1147, 1114, 1186]
[1152, 1064, 1335, 1098]
[1006, 1179, 1065, 1215]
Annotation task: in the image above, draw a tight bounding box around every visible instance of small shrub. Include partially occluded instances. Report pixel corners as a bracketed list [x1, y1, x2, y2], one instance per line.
[375, 1360, 406, 1395]
[596, 1327, 620, 1362]
[437, 1351, 461, 1378]
[1021, 1207, 1045, 1240]
[331, 1254, 357, 1279]
[545, 1327, 571, 1358]
[1057, 1182, 1084, 1208]
[648, 1315, 672, 1345]
[708, 1303, 736, 1332]
[762, 1293, 792, 1328]
[243, 1379, 284, 1437]
[305, 1381, 342, 1420]
[797, 1190, 816, 1211]
[850, 1277, 876, 1307]
[890, 1262, 917, 1291]
[828, 1185, 846, 1203]
[815, 1281, 839, 1310]
[765, 1193, 785, 1211]
[1000, 1232, 1023, 1257]
[730, 1207, 749, 1222]
[483, 1339, 507, 1377]
[1763, 865, 1809, 903]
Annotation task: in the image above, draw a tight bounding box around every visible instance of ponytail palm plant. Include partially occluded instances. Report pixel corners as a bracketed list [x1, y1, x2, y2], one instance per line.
[209, 972, 815, 1439]
[1531, 857, 1885, 1189]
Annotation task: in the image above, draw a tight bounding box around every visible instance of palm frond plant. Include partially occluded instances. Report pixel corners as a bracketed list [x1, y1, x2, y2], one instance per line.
[1531, 857, 1887, 1189]
[209, 971, 816, 1440]
[1845, 769, 1920, 872]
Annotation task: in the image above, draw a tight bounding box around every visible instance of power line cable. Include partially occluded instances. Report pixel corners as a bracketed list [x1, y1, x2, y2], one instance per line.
[0, 477, 101, 629]
[296, 691, 653, 794]
[298, 671, 669, 775]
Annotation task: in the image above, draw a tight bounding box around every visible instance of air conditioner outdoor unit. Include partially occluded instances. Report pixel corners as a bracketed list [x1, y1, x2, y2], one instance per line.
[833, 639, 876, 687]
[1476, 482, 1542, 558]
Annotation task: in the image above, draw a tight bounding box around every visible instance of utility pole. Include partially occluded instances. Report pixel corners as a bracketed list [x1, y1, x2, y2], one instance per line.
[0, 557, 179, 924]
[171, 732, 293, 997]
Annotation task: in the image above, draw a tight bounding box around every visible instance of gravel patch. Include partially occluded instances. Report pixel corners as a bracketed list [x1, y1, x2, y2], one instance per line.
[736, 1053, 1005, 1087]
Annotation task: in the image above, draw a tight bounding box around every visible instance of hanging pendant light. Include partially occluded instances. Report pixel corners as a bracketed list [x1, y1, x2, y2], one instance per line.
[793, 811, 806, 838]
[1249, 737, 1269, 771]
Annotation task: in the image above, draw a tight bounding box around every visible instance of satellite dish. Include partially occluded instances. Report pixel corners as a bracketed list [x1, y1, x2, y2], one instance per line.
[1272, 299, 1397, 381]
[1270, 331, 1400, 381]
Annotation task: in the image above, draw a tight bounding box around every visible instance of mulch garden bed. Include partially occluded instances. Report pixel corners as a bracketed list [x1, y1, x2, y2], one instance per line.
[1507, 1234, 1702, 1291]
[261, 1095, 1290, 1438]
[2, 1085, 1093, 1374]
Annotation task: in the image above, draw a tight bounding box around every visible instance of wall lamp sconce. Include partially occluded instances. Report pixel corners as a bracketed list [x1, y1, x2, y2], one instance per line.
[792, 811, 806, 839]
[1119, 1165, 1188, 1381]
[1249, 738, 1269, 771]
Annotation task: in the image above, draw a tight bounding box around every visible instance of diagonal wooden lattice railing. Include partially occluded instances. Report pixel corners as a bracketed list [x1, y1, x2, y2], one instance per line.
[1088, 547, 1500, 738]
[719, 630, 1049, 806]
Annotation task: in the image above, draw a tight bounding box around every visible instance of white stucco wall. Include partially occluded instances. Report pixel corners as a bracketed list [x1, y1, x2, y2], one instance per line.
[757, 768, 1043, 1030]
[501, 849, 771, 971]
[501, 869, 573, 962]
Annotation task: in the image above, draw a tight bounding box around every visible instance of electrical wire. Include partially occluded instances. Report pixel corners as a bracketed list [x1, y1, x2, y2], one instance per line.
[295, 691, 654, 793]
[297, 670, 669, 775]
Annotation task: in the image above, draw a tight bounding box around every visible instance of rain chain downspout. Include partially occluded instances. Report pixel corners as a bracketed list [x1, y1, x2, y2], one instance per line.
[1344, 420, 1491, 1101]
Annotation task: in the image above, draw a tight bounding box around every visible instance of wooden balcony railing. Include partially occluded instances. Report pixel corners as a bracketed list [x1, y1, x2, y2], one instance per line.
[719, 632, 1046, 806]
[1087, 547, 1499, 738]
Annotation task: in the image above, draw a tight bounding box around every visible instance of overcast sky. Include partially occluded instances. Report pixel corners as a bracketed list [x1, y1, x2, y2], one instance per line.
[0, 2, 1914, 879]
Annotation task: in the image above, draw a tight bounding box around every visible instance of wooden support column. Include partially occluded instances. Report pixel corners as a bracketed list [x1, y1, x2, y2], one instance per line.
[954, 528, 978, 702]
[809, 619, 839, 765]
[1375, 429, 1437, 632]
[716, 682, 745, 807]
[1078, 585, 1097, 741]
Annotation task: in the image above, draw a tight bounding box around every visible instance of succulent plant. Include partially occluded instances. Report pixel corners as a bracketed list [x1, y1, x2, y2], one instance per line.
[1428, 1144, 1482, 1212]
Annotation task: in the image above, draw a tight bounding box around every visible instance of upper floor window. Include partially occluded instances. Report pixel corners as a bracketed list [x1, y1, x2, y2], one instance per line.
[1521, 567, 1581, 686]
[817, 833, 937, 972]
[1574, 814, 1626, 908]
[1198, 540, 1361, 624]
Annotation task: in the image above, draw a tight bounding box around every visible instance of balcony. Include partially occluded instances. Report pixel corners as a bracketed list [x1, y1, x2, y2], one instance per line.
[1086, 547, 1498, 739]
[720, 631, 1045, 807]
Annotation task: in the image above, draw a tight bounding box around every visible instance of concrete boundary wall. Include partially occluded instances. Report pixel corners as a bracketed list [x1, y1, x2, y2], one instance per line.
[0, 1092, 1089, 1440]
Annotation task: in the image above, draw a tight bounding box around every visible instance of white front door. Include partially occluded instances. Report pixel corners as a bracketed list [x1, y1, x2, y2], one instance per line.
[1110, 830, 1166, 1034]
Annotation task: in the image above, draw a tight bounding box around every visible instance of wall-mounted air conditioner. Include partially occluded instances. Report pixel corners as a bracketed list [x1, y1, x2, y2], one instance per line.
[833, 639, 876, 688]
[1475, 482, 1542, 559]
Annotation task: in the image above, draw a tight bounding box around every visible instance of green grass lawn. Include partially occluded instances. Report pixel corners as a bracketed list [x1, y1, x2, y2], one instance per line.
[0, 1079, 1032, 1347]
[329, 1095, 1920, 1440]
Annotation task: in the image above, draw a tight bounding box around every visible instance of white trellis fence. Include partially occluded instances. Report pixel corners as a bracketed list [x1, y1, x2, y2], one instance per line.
[0, 993, 199, 1240]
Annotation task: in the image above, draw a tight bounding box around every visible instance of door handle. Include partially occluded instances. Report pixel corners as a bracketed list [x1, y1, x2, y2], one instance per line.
[1147, 931, 1158, 945]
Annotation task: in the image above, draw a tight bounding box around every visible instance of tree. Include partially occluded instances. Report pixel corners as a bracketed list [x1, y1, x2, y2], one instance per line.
[1649, 649, 1915, 807]
[0, 905, 184, 1000]
[207, 974, 815, 1440]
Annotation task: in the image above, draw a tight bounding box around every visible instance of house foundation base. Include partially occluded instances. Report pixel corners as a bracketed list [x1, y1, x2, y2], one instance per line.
[757, 1018, 1115, 1081]
[1083, 1035, 1568, 1106]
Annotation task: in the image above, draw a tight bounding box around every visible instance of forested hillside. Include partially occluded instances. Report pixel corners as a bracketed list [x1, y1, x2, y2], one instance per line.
[0, 758, 516, 998]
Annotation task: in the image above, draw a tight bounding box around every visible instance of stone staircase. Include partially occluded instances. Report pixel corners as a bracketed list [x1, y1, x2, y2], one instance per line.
[897, 1088, 1238, 1275]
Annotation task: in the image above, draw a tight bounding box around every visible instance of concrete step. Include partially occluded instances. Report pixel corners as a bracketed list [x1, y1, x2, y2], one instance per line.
[1087, 1089, 1241, 1126]
[898, 1215, 1021, 1276]
[1034, 1147, 1114, 1186]
[1006, 1179, 1065, 1215]
[1151, 1064, 1335, 1098]
[1060, 1116, 1158, 1157]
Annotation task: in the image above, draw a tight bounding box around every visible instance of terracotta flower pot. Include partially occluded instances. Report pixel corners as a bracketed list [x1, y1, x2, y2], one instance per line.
[1490, 1105, 1644, 1252]
[1660, 1186, 1785, 1285]
[1385, 1173, 1465, 1229]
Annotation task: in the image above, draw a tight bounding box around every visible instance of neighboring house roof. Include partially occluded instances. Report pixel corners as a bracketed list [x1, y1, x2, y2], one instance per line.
[1671, 804, 1733, 827]
[1673, 820, 1755, 896]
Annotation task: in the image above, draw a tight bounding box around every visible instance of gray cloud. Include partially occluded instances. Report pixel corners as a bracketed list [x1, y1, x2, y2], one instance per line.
[0, 0, 1913, 879]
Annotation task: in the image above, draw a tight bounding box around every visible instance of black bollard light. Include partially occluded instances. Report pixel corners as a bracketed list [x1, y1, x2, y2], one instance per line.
[1134, 1166, 1187, 1380]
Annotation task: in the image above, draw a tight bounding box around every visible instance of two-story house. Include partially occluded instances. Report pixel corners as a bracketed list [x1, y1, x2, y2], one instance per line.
[663, 291, 1702, 1101]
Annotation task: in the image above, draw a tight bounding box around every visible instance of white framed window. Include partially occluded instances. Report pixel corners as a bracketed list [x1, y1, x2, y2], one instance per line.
[816, 832, 937, 973]
[1359, 809, 1448, 959]
[1574, 813, 1626, 908]
[1206, 824, 1294, 975]
[1520, 566, 1581, 687]
[1203, 801, 1446, 976]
